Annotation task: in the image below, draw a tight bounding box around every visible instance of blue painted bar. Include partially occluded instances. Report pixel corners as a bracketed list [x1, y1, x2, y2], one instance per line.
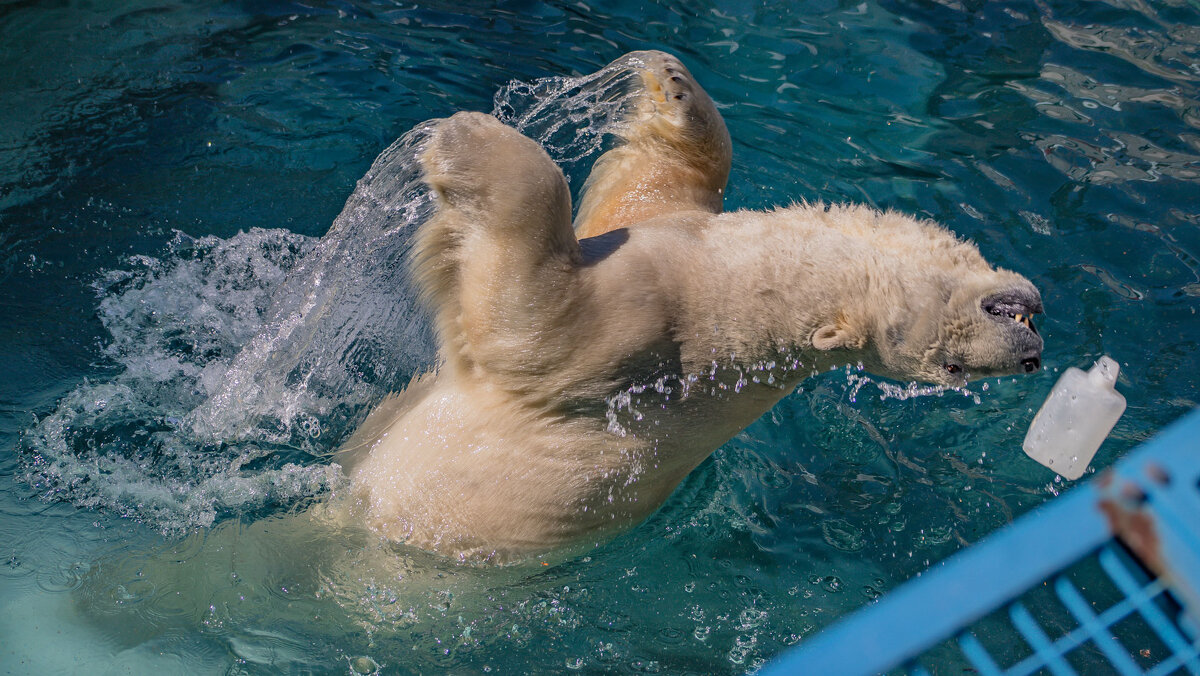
[757, 478, 1109, 675]
[1054, 575, 1143, 676]
[1008, 602, 1075, 676]
[1145, 644, 1200, 676]
[957, 632, 1005, 676]
[760, 408, 1200, 676]
[1100, 548, 1200, 675]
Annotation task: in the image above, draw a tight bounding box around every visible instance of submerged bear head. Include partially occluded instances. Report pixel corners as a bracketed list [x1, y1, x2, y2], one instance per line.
[873, 269, 1044, 387]
[797, 207, 1045, 389]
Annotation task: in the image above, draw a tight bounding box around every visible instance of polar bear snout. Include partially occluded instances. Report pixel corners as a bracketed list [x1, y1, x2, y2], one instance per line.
[1014, 338, 1044, 374]
[923, 282, 1046, 384]
[983, 285, 1044, 377]
[981, 287, 1043, 349]
[981, 288, 1043, 330]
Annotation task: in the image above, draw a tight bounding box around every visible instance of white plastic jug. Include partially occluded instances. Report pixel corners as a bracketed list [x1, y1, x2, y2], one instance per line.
[1022, 356, 1126, 480]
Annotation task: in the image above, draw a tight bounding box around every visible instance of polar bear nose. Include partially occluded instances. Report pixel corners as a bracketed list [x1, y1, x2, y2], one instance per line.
[1022, 357, 1041, 373]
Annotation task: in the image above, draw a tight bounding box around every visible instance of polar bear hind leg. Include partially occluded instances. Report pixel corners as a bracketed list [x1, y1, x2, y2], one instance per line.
[573, 51, 733, 239]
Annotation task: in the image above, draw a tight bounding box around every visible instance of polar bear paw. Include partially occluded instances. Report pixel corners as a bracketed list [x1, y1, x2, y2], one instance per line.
[622, 51, 722, 144]
[642, 52, 700, 110]
[572, 51, 732, 238]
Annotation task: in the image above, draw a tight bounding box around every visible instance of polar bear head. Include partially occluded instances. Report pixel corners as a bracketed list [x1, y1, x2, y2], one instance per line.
[869, 269, 1044, 387]
[797, 206, 1045, 388]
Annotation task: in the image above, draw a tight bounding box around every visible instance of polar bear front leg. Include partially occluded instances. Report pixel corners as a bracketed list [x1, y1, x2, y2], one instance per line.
[415, 112, 583, 384]
[573, 51, 732, 239]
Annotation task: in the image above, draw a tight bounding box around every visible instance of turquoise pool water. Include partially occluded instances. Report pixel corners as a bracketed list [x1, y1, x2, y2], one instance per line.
[2, 0, 1199, 673]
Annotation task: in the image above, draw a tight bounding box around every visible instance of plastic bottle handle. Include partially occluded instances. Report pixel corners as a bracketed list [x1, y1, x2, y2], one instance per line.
[1088, 356, 1119, 389]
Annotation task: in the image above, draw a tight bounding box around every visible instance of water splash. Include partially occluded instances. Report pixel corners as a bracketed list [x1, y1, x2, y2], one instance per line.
[20, 229, 347, 530]
[185, 122, 442, 448]
[846, 371, 980, 404]
[492, 54, 643, 167]
[19, 125, 447, 527]
[18, 57, 649, 532]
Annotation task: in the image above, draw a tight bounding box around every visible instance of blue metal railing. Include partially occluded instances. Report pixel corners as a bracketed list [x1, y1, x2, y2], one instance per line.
[761, 408, 1200, 675]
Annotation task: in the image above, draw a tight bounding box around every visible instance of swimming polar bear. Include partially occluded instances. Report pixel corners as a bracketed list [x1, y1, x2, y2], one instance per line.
[340, 51, 1044, 564]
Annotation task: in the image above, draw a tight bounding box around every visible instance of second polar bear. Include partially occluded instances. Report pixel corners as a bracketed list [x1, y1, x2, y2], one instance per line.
[341, 51, 1044, 563]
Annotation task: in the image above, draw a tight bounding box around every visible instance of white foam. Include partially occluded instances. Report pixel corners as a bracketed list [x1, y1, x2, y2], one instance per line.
[21, 229, 354, 531]
[20, 60, 646, 533]
[21, 118, 472, 530]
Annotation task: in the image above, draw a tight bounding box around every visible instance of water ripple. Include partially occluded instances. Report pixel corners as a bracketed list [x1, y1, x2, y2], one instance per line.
[1042, 13, 1200, 84]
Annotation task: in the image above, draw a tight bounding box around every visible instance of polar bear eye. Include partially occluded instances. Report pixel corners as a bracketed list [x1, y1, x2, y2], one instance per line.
[944, 363, 962, 375]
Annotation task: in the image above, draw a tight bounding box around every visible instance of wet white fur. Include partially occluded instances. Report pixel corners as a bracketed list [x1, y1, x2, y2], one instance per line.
[341, 53, 1040, 563]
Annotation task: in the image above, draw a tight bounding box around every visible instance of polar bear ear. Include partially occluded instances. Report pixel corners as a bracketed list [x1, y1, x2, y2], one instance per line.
[811, 324, 859, 351]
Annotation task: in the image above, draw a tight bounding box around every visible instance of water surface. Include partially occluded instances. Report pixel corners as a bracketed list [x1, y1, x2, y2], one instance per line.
[2, 0, 1199, 672]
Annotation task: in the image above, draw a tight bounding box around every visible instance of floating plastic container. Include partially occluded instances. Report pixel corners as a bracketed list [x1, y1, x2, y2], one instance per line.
[760, 408, 1200, 676]
[1023, 356, 1127, 480]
